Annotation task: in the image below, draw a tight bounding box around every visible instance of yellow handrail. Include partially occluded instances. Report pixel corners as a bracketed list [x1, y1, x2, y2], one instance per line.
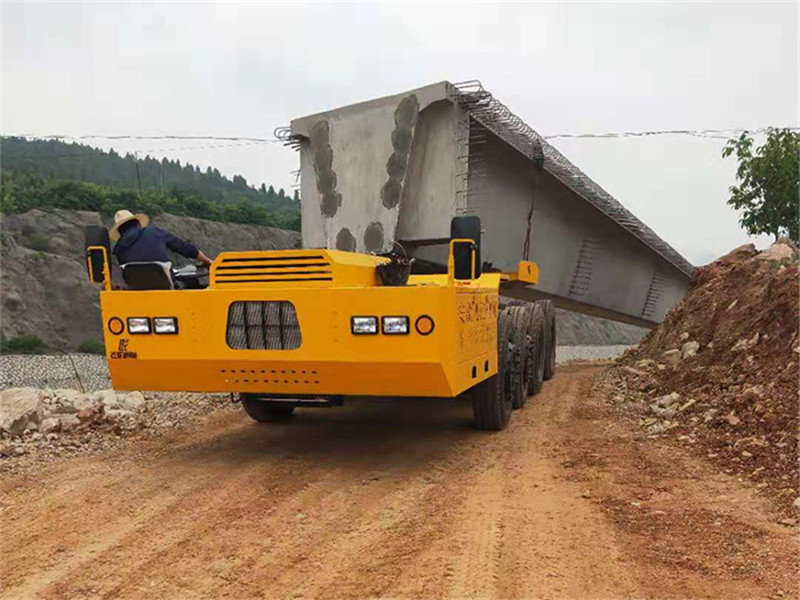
[86, 245, 111, 291]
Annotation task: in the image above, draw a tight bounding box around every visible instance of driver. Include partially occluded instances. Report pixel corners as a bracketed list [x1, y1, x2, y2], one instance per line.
[110, 209, 213, 267]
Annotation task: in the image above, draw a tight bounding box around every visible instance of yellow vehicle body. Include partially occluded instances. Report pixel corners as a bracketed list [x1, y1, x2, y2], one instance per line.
[96, 248, 539, 399]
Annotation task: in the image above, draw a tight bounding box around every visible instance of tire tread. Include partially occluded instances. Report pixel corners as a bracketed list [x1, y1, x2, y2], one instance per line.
[472, 308, 513, 430]
[507, 305, 529, 409]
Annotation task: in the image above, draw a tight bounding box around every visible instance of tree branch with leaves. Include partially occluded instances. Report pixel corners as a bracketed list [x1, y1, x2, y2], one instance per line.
[722, 128, 799, 243]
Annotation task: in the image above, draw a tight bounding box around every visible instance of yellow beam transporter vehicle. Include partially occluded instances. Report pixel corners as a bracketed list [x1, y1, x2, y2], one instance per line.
[85, 217, 557, 430]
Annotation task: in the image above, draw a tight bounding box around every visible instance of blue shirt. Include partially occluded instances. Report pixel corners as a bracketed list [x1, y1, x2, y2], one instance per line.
[113, 226, 199, 265]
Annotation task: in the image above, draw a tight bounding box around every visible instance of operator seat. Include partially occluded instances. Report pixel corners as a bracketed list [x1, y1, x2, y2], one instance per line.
[120, 261, 174, 290]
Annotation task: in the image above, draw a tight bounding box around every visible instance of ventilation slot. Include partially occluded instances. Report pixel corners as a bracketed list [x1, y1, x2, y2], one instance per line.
[569, 238, 601, 298]
[642, 272, 665, 319]
[226, 301, 302, 350]
[215, 254, 333, 285]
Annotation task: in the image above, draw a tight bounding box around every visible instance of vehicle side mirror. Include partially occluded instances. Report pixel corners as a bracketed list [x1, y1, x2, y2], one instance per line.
[85, 226, 111, 284]
[451, 240, 477, 280]
[450, 216, 482, 277]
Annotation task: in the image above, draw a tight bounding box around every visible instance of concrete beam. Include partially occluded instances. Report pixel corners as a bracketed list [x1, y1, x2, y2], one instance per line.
[289, 82, 692, 325]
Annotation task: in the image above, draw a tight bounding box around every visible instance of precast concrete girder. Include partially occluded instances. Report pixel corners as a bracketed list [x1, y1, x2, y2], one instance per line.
[289, 81, 693, 327]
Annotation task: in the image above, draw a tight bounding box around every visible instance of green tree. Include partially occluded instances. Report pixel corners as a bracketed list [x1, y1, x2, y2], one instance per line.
[722, 128, 799, 242]
[232, 174, 248, 190]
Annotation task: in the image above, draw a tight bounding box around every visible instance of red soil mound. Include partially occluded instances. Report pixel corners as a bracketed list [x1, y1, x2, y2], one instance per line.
[606, 241, 799, 514]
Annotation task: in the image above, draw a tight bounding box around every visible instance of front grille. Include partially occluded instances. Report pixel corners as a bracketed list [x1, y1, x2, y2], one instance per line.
[226, 301, 302, 350]
[214, 254, 332, 285]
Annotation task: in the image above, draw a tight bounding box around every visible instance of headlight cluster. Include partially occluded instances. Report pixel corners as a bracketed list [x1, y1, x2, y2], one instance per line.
[351, 315, 433, 336]
[123, 317, 178, 335]
[351, 316, 379, 335]
[382, 316, 409, 335]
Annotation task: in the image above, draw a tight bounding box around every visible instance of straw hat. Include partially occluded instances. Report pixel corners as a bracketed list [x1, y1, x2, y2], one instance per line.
[110, 209, 149, 241]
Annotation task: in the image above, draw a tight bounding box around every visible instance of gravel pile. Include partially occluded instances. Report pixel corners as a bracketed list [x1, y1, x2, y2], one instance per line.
[0, 388, 236, 477]
[556, 345, 634, 365]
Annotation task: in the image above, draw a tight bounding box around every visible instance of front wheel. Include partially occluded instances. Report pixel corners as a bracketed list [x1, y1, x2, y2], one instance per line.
[241, 396, 295, 422]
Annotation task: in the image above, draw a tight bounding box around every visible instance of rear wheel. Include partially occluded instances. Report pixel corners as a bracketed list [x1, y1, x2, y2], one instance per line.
[538, 300, 557, 380]
[507, 305, 530, 409]
[527, 303, 546, 396]
[240, 396, 295, 422]
[472, 308, 513, 430]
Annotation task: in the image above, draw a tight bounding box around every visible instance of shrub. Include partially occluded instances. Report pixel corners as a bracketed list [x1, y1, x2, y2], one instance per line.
[77, 338, 105, 354]
[0, 334, 48, 354]
[27, 233, 50, 252]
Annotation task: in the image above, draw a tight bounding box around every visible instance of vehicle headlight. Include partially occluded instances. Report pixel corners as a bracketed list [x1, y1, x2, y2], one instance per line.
[154, 317, 178, 334]
[382, 316, 409, 335]
[351, 316, 378, 335]
[127, 317, 151, 334]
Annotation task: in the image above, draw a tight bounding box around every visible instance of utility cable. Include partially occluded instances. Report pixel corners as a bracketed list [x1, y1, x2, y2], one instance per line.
[3, 134, 281, 143]
[542, 127, 799, 140]
[5, 128, 799, 144]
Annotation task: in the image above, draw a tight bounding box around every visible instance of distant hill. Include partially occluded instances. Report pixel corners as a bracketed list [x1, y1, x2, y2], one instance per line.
[0, 137, 300, 230]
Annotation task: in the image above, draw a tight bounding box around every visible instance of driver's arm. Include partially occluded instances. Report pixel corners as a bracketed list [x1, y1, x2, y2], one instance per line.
[157, 227, 212, 266]
[196, 250, 213, 267]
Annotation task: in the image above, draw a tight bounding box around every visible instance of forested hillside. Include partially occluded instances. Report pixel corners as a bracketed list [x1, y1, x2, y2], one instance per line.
[0, 137, 300, 230]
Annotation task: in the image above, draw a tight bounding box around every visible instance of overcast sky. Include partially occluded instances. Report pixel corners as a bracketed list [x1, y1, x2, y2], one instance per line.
[2, 2, 797, 264]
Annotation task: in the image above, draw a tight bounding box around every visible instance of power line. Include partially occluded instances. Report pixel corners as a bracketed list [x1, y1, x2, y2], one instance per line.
[542, 127, 799, 140]
[4, 134, 282, 143]
[3, 125, 798, 165]
[5, 127, 798, 145]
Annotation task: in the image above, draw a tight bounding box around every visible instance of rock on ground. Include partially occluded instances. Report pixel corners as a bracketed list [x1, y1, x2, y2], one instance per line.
[0, 388, 41, 436]
[0, 389, 234, 477]
[681, 340, 700, 358]
[661, 349, 681, 365]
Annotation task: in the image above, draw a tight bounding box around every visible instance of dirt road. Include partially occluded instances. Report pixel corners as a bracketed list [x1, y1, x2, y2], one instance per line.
[2, 364, 797, 600]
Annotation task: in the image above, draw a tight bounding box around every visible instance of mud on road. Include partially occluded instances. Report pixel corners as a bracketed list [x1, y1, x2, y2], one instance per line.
[2, 364, 797, 600]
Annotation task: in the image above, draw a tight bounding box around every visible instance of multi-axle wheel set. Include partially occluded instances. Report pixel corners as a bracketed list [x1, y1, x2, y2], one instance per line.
[471, 299, 556, 430]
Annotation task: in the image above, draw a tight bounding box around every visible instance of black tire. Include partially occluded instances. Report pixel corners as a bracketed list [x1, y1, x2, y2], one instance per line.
[240, 396, 295, 422]
[538, 300, 557, 380]
[507, 305, 530, 409]
[472, 308, 513, 430]
[527, 303, 546, 396]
